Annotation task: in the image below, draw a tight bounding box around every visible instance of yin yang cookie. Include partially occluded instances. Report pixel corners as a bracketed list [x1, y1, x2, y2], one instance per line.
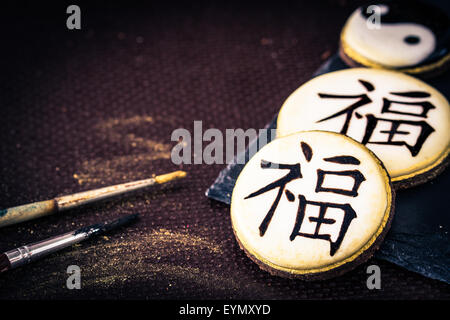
[231, 131, 394, 280]
[277, 68, 450, 189]
[340, 1, 450, 78]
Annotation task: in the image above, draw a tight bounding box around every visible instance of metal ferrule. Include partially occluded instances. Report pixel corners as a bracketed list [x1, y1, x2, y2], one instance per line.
[4, 229, 97, 269]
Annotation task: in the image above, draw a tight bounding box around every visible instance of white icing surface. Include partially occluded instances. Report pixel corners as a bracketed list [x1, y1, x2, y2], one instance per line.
[343, 7, 436, 67]
[277, 68, 450, 181]
[231, 131, 391, 272]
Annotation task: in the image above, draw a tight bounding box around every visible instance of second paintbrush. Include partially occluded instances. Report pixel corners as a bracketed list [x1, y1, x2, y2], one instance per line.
[0, 213, 139, 273]
[0, 170, 186, 228]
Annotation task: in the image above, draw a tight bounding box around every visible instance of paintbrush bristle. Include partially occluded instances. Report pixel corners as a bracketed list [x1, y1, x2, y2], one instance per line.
[98, 213, 140, 234]
[154, 170, 187, 184]
[0, 253, 11, 273]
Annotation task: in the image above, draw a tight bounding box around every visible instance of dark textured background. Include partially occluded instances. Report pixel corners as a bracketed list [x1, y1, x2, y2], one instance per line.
[0, 0, 448, 299]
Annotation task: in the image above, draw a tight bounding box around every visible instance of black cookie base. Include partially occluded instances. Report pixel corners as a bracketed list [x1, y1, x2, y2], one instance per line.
[393, 154, 449, 190]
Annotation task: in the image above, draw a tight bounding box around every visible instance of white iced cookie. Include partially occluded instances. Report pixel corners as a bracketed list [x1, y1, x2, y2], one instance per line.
[277, 68, 450, 188]
[340, 1, 450, 77]
[231, 131, 394, 279]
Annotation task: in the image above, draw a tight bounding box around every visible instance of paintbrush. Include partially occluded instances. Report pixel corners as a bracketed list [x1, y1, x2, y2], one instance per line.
[0, 170, 186, 228]
[0, 213, 139, 273]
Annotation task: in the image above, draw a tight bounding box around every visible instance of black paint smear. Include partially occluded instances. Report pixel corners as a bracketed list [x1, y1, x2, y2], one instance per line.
[301, 142, 313, 162]
[324, 155, 360, 165]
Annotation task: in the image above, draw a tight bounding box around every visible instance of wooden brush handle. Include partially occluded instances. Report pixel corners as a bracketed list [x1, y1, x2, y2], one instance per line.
[0, 200, 57, 228]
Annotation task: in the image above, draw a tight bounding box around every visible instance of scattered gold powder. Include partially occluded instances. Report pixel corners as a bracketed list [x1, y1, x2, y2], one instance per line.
[145, 228, 223, 254]
[51, 228, 223, 259]
[16, 228, 267, 296]
[97, 115, 155, 130]
[74, 152, 171, 185]
[42, 115, 264, 297]
[83, 263, 244, 290]
[73, 114, 178, 186]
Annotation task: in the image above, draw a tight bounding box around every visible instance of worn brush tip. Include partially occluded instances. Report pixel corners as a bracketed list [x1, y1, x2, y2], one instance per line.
[155, 170, 187, 184]
[99, 213, 140, 234]
[0, 253, 11, 273]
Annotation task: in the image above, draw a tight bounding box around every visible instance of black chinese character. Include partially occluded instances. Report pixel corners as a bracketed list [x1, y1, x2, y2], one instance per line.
[316, 80, 435, 157]
[315, 169, 366, 197]
[244, 160, 302, 236]
[287, 194, 357, 256]
[381, 91, 435, 118]
[245, 142, 315, 236]
[362, 114, 435, 157]
[317, 79, 374, 134]
[244, 142, 366, 256]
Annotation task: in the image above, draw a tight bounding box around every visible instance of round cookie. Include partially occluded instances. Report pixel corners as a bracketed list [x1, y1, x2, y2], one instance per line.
[277, 68, 450, 189]
[231, 131, 394, 280]
[340, 1, 450, 78]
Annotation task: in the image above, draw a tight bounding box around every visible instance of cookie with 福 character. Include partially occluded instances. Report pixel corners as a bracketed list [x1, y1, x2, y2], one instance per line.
[231, 131, 395, 280]
[277, 68, 450, 189]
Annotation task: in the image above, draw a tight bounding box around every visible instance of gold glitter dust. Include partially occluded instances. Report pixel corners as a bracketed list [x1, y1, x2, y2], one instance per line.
[27, 229, 231, 290]
[8, 228, 273, 298]
[73, 115, 178, 186]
